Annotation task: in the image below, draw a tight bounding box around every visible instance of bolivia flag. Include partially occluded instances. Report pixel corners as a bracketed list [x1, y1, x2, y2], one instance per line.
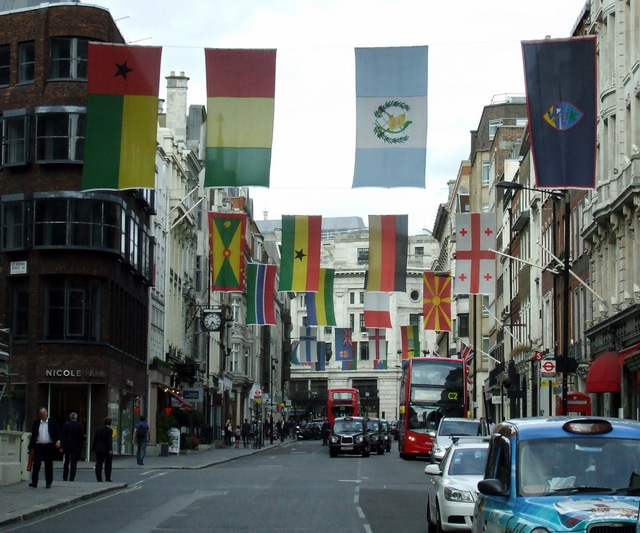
[204, 49, 276, 188]
[400, 325, 420, 359]
[306, 268, 336, 326]
[82, 44, 162, 190]
[423, 271, 452, 331]
[209, 212, 247, 291]
[366, 215, 408, 292]
[278, 215, 322, 292]
[246, 263, 276, 326]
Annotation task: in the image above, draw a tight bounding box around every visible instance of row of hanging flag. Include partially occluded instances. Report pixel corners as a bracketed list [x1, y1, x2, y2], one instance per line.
[290, 325, 477, 372]
[210, 211, 497, 328]
[80, 38, 596, 192]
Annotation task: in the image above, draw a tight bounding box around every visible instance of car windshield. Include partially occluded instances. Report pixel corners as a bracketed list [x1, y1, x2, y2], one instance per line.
[408, 404, 441, 433]
[519, 437, 640, 496]
[366, 420, 379, 431]
[447, 448, 488, 476]
[440, 420, 483, 437]
[333, 420, 361, 433]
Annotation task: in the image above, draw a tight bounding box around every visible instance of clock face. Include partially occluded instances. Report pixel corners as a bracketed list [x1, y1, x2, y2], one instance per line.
[203, 312, 222, 331]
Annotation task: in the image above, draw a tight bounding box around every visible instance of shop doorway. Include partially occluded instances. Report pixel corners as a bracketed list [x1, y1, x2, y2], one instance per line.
[48, 384, 90, 460]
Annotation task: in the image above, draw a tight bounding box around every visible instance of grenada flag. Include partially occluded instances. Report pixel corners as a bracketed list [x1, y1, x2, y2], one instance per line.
[82, 43, 162, 190]
[209, 212, 247, 291]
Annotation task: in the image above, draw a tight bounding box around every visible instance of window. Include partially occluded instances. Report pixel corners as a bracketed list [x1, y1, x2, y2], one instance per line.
[9, 278, 29, 340]
[324, 327, 332, 335]
[300, 294, 307, 308]
[349, 292, 355, 304]
[482, 160, 490, 186]
[2, 110, 30, 166]
[360, 342, 369, 361]
[458, 313, 469, 337]
[1, 200, 27, 251]
[35, 107, 85, 163]
[43, 276, 101, 341]
[415, 246, 424, 256]
[0, 44, 9, 86]
[229, 343, 240, 373]
[357, 248, 369, 265]
[302, 316, 308, 327]
[488, 119, 502, 140]
[409, 313, 421, 326]
[50, 37, 88, 80]
[18, 41, 34, 84]
[349, 314, 355, 330]
[359, 313, 365, 332]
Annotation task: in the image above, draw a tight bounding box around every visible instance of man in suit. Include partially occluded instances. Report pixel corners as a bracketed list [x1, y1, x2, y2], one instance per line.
[60, 412, 84, 481]
[28, 407, 61, 488]
[92, 417, 113, 482]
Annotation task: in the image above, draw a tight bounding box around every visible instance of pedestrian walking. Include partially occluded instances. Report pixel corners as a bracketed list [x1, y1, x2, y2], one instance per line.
[28, 407, 61, 488]
[92, 417, 113, 482]
[241, 418, 251, 448]
[224, 419, 232, 447]
[234, 425, 241, 448]
[60, 412, 84, 481]
[134, 415, 150, 465]
[321, 418, 331, 446]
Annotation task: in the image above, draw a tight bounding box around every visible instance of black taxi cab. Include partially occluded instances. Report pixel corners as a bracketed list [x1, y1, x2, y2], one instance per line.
[329, 416, 371, 458]
[473, 417, 640, 533]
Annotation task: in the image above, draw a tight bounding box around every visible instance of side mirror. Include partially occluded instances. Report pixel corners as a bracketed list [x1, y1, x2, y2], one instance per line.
[425, 463, 441, 476]
[477, 479, 508, 496]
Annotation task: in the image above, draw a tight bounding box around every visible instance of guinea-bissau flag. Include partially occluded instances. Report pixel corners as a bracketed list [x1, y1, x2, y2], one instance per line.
[522, 37, 597, 189]
[400, 325, 420, 359]
[246, 263, 277, 326]
[423, 271, 452, 331]
[209, 212, 247, 291]
[366, 214, 408, 292]
[82, 43, 162, 190]
[306, 268, 336, 326]
[204, 49, 276, 188]
[278, 215, 322, 292]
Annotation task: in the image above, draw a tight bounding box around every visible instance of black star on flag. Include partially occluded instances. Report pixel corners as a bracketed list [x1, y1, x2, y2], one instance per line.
[295, 249, 306, 261]
[115, 60, 133, 80]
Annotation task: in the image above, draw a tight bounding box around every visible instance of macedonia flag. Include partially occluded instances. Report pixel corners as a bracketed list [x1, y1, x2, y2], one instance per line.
[423, 271, 452, 331]
[209, 212, 247, 291]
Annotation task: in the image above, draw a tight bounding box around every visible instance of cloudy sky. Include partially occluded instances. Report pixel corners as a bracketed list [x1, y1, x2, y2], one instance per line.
[90, 0, 587, 234]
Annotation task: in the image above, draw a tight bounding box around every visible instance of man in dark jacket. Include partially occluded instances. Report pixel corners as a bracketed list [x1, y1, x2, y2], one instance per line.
[60, 412, 84, 481]
[92, 417, 113, 482]
[241, 419, 251, 448]
[28, 407, 61, 488]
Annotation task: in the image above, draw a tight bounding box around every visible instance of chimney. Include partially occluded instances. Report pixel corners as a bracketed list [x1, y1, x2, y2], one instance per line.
[165, 71, 189, 142]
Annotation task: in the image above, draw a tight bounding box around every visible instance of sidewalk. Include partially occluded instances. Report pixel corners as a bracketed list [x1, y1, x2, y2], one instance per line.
[0, 440, 284, 528]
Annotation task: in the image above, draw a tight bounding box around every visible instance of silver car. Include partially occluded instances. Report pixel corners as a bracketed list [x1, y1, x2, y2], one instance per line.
[425, 441, 489, 533]
[430, 417, 488, 463]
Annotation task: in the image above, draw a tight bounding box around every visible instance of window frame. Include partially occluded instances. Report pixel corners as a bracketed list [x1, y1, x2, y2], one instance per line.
[35, 106, 85, 164]
[2, 109, 31, 167]
[18, 41, 35, 84]
[49, 37, 89, 80]
[0, 43, 9, 87]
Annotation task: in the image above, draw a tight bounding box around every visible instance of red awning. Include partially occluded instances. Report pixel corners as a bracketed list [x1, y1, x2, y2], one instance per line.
[586, 351, 621, 393]
[166, 389, 193, 411]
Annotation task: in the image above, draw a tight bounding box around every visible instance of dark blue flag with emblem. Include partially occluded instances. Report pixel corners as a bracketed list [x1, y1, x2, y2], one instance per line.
[522, 37, 597, 189]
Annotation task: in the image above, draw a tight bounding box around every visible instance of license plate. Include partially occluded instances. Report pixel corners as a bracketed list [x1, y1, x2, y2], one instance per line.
[342, 446, 353, 451]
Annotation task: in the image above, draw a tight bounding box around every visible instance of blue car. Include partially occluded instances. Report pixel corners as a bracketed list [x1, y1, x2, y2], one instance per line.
[473, 417, 640, 533]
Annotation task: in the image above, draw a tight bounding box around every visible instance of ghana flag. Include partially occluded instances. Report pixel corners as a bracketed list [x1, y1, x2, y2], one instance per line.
[278, 215, 322, 292]
[82, 43, 162, 190]
[366, 214, 408, 292]
[204, 49, 276, 188]
[209, 212, 247, 292]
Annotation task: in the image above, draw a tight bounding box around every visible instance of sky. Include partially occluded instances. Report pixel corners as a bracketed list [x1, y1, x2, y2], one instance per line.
[89, 0, 587, 235]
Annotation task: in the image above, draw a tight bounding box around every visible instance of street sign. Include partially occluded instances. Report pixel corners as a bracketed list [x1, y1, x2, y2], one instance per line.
[541, 359, 556, 375]
[254, 389, 262, 397]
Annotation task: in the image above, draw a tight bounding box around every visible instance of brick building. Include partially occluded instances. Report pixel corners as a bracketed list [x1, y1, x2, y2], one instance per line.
[0, 1, 153, 457]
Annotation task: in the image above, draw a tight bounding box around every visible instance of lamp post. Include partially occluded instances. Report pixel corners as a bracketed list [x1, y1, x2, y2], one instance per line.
[270, 358, 278, 444]
[496, 181, 570, 415]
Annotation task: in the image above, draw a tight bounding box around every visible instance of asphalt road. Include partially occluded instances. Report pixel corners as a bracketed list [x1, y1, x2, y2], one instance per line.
[2, 440, 429, 533]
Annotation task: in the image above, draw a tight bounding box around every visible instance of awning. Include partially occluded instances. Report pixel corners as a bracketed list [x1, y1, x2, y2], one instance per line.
[586, 351, 621, 393]
[166, 389, 193, 411]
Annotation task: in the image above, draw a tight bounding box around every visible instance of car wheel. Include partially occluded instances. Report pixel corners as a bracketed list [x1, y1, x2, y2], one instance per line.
[362, 444, 370, 457]
[377, 445, 384, 455]
[329, 449, 337, 458]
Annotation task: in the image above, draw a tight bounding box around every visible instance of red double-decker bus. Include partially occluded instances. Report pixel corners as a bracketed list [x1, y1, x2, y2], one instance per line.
[327, 388, 360, 427]
[397, 357, 467, 459]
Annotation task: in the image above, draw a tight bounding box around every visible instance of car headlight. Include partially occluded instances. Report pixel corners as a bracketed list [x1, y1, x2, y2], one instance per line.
[371, 435, 379, 441]
[444, 486, 475, 503]
[355, 435, 364, 443]
[330, 436, 338, 443]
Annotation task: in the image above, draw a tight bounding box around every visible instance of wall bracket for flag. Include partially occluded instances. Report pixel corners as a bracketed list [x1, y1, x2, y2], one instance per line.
[489, 248, 560, 275]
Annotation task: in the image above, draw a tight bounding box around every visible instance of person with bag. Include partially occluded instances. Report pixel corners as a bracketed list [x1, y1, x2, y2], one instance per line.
[133, 414, 150, 465]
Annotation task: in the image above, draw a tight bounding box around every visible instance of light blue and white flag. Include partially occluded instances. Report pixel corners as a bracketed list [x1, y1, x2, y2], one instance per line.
[353, 46, 428, 188]
[299, 327, 318, 363]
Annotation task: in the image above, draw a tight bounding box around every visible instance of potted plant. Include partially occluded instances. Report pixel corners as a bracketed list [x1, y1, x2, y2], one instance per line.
[156, 410, 177, 456]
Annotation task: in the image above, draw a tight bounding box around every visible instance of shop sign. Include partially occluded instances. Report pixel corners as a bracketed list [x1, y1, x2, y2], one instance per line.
[182, 388, 202, 401]
[45, 369, 106, 378]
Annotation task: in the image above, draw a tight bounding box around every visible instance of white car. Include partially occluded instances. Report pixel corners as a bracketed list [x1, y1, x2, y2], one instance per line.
[425, 441, 489, 533]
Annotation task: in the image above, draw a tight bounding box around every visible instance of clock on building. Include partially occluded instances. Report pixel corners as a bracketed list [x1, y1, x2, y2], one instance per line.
[202, 311, 223, 332]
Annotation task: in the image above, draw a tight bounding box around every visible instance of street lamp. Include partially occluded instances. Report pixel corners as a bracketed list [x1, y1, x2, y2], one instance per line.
[270, 358, 278, 444]
[496, 181, 570, 415]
